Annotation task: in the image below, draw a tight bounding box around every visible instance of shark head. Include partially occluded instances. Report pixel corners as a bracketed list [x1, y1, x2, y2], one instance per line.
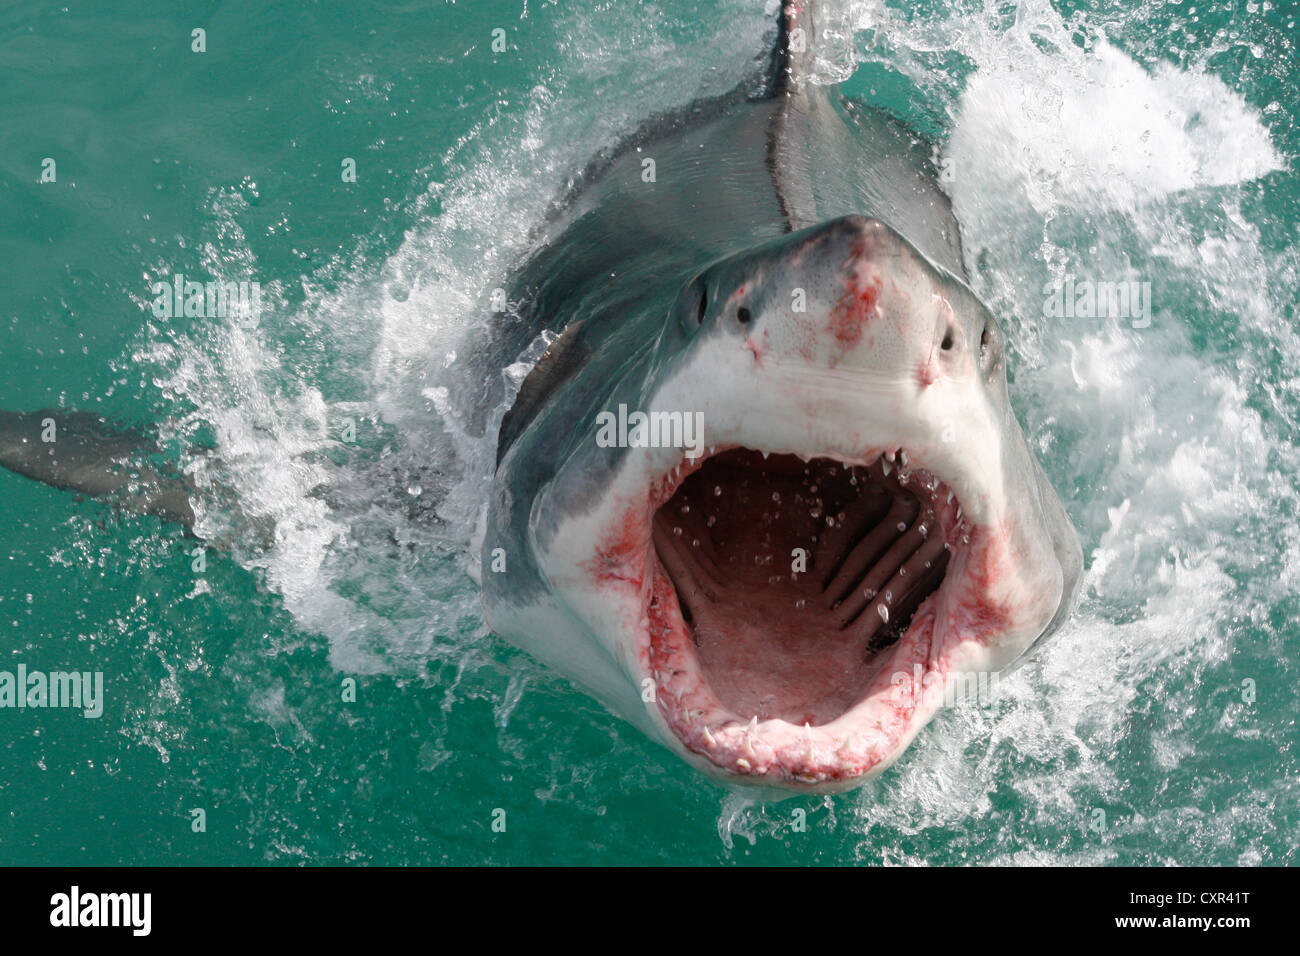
[486, 215, 1082, 792]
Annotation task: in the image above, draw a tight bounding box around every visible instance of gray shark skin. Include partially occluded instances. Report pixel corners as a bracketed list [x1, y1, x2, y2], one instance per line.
[0, 409, 194, 527]
[481, 1, 1082, 792]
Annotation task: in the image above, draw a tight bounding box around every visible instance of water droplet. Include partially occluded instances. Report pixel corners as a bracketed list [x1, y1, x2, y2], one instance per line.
[896, 521, 907, 532]
[794, 599, 806, 610]
[714, 486, 722, 496]
[408, 484, 422, 497]
[673, 526, 683, 537]
[691, 538, 700, 547]
[771, 492, 781, 503]
[707, 516, 717, 527]
[885, 589, 893, 602]
[877, 605, 889, 623]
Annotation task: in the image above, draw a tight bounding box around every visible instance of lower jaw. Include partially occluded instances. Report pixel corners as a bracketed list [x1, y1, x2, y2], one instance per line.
[645, 552, 943, 787]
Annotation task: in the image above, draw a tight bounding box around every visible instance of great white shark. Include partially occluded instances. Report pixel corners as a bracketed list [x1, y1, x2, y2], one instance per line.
[0, 1, 1082, 793]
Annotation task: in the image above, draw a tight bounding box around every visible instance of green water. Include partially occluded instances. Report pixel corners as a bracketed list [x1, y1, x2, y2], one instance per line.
[1, 0, 1297, 865]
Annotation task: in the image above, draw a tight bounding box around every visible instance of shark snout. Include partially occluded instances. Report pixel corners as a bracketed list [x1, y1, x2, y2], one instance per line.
[703, 216, 982, 386]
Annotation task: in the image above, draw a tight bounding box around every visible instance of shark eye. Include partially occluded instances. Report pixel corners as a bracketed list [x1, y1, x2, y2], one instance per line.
[737, 307, 752, 325]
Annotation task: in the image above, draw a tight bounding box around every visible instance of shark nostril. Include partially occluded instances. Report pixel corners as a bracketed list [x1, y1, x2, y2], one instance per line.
[697, 289, 708, 325]
[737, 307, 752, 324]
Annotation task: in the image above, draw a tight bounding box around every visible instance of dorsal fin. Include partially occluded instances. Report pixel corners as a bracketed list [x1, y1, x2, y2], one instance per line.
[767, 0, 826, 99]
[765, 1, 835, 232]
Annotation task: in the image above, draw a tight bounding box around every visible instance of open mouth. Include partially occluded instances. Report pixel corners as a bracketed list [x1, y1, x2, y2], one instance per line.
[645, 447, 973, 785]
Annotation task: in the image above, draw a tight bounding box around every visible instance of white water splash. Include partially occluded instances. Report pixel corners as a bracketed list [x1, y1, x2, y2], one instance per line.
[832, 0, 1294, 858]
[141, 2, 774, 678]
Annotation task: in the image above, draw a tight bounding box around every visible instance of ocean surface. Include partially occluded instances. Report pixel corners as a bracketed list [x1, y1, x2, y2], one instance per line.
[0, 0, 1296, 865]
